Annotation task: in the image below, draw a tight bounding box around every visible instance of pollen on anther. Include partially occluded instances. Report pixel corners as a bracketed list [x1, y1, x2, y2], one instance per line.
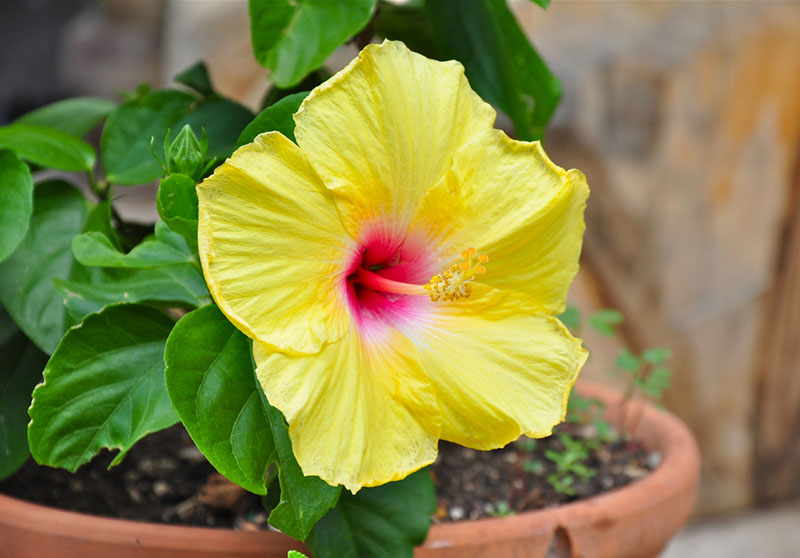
[479, 254, 489, 263]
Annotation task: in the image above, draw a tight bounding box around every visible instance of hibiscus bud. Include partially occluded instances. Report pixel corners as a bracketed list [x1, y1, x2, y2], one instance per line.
[166, 124, 208, 180]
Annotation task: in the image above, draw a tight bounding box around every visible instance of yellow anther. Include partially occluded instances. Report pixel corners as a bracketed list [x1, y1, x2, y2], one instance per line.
[424, 248, 489, 302]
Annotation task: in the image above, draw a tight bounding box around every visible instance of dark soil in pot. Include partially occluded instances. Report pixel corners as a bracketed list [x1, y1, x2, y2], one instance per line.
[0, 422, 657, 530]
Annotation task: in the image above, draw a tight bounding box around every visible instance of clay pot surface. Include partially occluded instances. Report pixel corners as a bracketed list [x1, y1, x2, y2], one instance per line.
[0, 381, 700, 558]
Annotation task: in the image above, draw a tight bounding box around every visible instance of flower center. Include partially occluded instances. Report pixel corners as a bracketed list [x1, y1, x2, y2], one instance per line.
[352, 248, 488, 303]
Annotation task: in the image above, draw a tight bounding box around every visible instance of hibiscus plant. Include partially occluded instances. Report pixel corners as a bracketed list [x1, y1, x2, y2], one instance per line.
[0, 1, 585, 556]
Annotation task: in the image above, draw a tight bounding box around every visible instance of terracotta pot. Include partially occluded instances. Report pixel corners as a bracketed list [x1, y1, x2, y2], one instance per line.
[0, 382, 700, 558]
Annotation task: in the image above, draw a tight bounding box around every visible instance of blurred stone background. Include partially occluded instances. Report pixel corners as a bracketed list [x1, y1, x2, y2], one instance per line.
[3, 0, 800, 525]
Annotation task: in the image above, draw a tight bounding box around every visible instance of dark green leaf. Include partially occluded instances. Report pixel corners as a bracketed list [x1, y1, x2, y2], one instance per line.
[0, 310, 48, 480]
[15, 97, 116, 138]
[309, 469, 435, 558]
[165, 305, 340, 539]
[237, 92, 308, 147]
[157, 174, 198, 252]
[0, 124, 95, 171]
[0, 180, 90, 353]
[374, 1, 440, 58]
[261, 70, 328, 110]
[175, 61, 214, 96]
[101, 89, 197, 185]
[28, 304, 178, 471]
[73, 221, 195, 269]
[54, 263, 210, 322]
[249, 0, 377, 88]
[174, 95, 254, 160]
[0, 149, 33, 263]
[426, 0, 561, 140]
[588, 308, 624, 337]
[165, 305, 272, 494]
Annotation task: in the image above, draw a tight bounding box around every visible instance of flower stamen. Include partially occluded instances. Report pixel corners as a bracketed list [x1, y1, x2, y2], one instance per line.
[424, 248, 488, 302]
[351, 248, 488, 303]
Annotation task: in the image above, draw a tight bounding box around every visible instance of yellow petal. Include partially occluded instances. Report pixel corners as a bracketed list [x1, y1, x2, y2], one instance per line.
[412, 287, 587, 449]
[254, 330, 441, 492]
[294, 40, 495, 234]
[197, 131, 352, 354]
[414, 128, 589, 314]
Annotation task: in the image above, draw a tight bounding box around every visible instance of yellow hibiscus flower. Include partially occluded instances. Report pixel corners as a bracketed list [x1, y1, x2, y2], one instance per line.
[197, 40, 589, 492]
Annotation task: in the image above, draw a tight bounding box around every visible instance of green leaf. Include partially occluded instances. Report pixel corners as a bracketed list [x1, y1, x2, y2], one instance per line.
[53, 263, 210, 322]
[174, 61, 214, 96]
[0, 149, 33, 263]
[15, 97, 116, 137]
[558, 304, 581, 332]
[426, 0, 561, 140]
[237, 91, 308, 147]
[615, 347, 641, 373]
[0, 180, 90, 353]
[374, 1, 440, 58]
[588, 308, 624, 337]
[27, 304, 178, 471]
[530, 0, 550, 8]
[157, 174, 198, 252]
[642, 366, 673, 398]
[165, 305, 340, 539]
[288, 552, 309, 558]
[101, 89, 197, 185]
[309, 469, 435, 558]
[642, 347, 672, 364]
[249, 0, 377, 88]
[0, 310, 48, 480]
[174, 95, 254, 160]
[0, 124, 95, 171]
[165, 305, 272, 494]
[73, 222, 195, 269]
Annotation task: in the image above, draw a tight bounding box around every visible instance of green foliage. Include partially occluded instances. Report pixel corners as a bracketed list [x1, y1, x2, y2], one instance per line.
[165, 305, 340, 540]
[0, 150, 33, 263]
[15, 97, 116, 137]
[0, 309, 48, 480]
[588, 308, 624, 336]
[612, 346, 674, 402]
[544, 433, 596, 495]
[237, 92, 309, 147]
[426, 0, 561, 141]
[157, 173, 199, 252]
[174, 61, 214, 96]
[177, 95, 254, 160]
[0, 181, 90, 353]
[288, 552, 309, 558]
[374, 1, 440, 58]
[309, 469, 435, 558]
[558, 305, 581, 332]
[55, 218, 210, 322]
[102, 89, 197, 184]
[0, 123, 95, 171]
[249, 0, 377, 88]
[27, 304, 179, 471]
